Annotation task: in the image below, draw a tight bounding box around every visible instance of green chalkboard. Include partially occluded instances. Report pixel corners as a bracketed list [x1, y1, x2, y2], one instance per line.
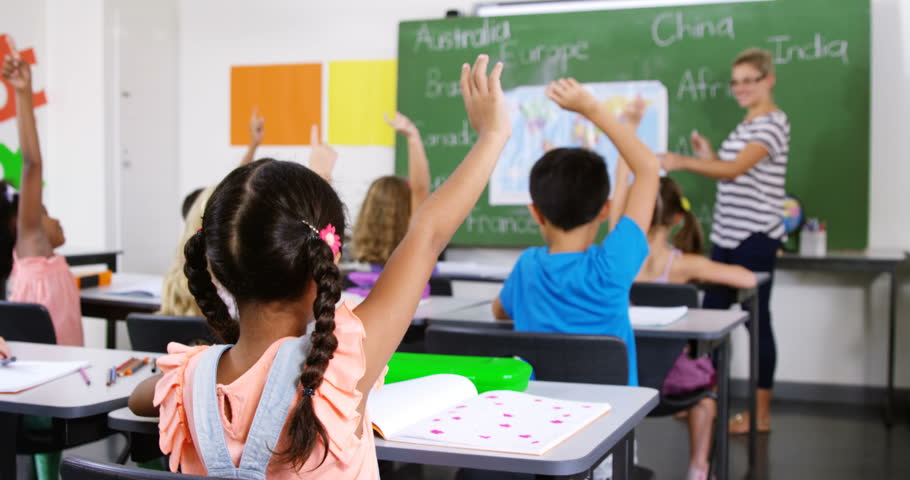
[395, 0, 869, 249]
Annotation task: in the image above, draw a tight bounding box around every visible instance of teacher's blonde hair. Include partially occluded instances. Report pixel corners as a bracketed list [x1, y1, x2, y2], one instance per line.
[733, 48, 775, 77]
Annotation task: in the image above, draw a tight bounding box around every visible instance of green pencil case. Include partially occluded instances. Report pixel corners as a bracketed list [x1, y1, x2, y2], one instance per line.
[385, 352, 533, 393]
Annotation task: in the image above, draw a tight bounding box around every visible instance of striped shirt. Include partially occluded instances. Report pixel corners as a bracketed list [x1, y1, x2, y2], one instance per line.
[711, 110, 790, 249]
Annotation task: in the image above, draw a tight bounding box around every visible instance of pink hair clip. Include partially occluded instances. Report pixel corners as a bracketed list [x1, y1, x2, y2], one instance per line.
[302, 220, 341, 256]
[319, 224, 341, 256]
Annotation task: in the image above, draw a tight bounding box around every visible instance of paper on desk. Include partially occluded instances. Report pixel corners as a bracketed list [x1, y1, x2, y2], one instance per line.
[0, 360, 90, 393]
[110, 278, 163, 298]
[629, 306, 688, 327]
[436, 261, 512, 280]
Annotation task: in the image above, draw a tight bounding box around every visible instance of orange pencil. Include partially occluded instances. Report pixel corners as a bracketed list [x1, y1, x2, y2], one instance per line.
[118, 358, 141, 376]
[124, 357, 149, 376]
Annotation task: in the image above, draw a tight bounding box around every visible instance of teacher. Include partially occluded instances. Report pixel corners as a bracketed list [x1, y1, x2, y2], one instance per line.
[661, 48, 789, 435]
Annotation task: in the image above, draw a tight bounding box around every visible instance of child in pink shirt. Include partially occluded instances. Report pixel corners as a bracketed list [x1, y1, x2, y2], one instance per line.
[129, 55, 512, 478]
[2, 40, 82, 347]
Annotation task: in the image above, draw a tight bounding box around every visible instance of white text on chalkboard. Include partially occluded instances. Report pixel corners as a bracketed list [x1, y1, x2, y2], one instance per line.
[498, 40, 589, 77]
[415, 19, 511, 52]
[464, 212, 539, 236]
[652, 12, 735, 48]
[677, 67, 731, 102]
[768, 34, 848, 65]
[424, 120, 478, 148]
[426, 68, 461, 99]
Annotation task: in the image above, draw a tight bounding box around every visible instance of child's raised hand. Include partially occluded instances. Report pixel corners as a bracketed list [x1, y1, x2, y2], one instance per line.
[620, 96, 647, 127]
[308, 125, 337, 182]
[546, 78, 597, 116]
[460, 55, 510, 138]
[1, 37, 31, 93]
[249, 107, 265, 146]
[384, 111, 419, 139]
[690, 131, 713, 160]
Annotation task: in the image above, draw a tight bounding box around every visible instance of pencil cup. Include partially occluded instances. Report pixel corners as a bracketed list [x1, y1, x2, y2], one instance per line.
[799, 230, 827, 257]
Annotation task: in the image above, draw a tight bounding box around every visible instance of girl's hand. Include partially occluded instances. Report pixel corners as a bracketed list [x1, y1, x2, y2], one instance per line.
[460, 55, 510, 138]
[690, 131, 714, 160]
[659, 152, 687, 172]
[0, 337, 10, 360]
[308, 125, 337, 182]
[384, 111, 419, 139]
[249, 107, 265, 146]
[620, 96, 647, 127]
[546, 78, 598, 116]
[1, 37, 31, 93]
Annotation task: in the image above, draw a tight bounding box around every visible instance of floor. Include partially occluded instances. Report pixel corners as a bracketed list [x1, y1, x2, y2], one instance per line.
[17, 399, 910, 479]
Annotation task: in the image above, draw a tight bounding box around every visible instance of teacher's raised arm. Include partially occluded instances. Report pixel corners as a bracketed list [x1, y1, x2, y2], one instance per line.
[663, 48, 790, 436]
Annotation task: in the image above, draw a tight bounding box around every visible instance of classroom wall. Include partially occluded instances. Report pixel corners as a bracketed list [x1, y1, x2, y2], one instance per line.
[0, 0, 110, 253]
[178, 0, 910, 392]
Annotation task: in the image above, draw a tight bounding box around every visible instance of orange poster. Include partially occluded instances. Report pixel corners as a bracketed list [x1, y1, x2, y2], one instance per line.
[230, 63, 321, 145]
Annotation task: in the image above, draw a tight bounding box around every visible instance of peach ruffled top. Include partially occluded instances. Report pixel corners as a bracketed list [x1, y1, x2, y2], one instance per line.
[153, 300, 383, 479]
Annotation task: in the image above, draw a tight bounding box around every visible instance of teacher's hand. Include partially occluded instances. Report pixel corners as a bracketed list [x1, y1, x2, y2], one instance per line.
[690, 131, 715, 160]
[659, 152, 687, 172]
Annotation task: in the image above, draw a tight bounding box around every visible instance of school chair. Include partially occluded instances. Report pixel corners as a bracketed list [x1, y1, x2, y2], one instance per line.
[126, 313, 217, 353]
[61, 456, 231, 480]
[0, 300, 56, 344]
[425, 325, 629, 386]
[630, 282, 700, 308]
[0, 302, 117, 478]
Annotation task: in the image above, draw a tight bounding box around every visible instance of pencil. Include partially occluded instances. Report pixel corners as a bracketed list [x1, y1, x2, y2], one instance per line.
[125, 357, 149, 376]
[115, 357, 136, 372]
[78, 367, 91, 386]
[118, 358, 141, 376]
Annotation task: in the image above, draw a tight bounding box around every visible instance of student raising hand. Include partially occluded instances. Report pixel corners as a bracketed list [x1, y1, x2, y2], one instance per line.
[610, 96, 647, 230]
[354, 54, 510, 396]
[1, 39, 30, 91]
[547, 77, 660, 233]
[385, 111, 431, 211]
[308, 125, 337, 184]
[240, 107, 265, 166]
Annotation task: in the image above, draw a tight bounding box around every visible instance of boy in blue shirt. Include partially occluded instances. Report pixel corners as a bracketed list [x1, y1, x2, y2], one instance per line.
[493, 79, 660, 386]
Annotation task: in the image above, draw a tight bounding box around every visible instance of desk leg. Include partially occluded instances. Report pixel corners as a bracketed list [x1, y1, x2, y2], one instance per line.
[611, 429, 633, 480]
[0, 413, 19, 479]
[885, 269, 897, 427]
[106, 317, 117, 349]
[748, 292, 759, 469]
[716, 337, 730, 480]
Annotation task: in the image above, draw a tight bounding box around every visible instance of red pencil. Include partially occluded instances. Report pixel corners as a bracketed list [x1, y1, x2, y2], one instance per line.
[115, 357, 136, 372]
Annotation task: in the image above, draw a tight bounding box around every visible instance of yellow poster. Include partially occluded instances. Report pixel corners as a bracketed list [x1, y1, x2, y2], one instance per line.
[328, 60, 397, 146]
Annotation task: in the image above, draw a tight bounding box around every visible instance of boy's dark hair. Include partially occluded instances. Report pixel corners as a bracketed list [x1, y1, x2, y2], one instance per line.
[0, 181, 19, 281]
[529, 148, 610, 231]
[184, 159, 345, 468]
[181, 187, 205, 220]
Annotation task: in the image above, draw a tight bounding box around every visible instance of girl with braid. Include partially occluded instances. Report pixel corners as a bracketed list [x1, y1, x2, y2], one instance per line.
[129, 55, 511, 479]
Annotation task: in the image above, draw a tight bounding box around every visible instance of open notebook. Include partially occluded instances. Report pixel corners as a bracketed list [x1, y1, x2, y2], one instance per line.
[368, 374, 611, 455]
[629, 306, 688, 327]
[0, 360, 89, 394]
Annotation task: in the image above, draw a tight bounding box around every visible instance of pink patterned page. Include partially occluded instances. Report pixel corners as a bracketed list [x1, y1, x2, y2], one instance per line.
[388, 390, 612, 455]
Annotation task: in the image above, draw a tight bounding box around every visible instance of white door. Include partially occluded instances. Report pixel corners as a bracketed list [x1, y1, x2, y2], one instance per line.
[113, 1, 179, 274]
